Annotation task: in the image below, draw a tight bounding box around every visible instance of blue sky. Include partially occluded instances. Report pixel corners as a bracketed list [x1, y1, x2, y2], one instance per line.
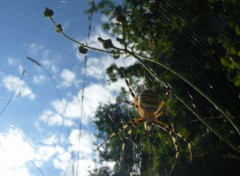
[0, 0, 134, 175]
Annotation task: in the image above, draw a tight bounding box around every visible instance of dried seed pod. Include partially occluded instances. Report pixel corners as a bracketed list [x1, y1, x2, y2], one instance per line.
[116, 37, 124, 44]
[56, 24, 63, 33]
[98, 37, 115, 49]
[79, 46, 88, 54]
[44, 8, 54, 18]
[115, 6, 126, 23]
[113, 54, 120, 59]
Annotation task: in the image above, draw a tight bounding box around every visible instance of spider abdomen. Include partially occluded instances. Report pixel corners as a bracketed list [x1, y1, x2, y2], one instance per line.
[139, 89, 159, 112]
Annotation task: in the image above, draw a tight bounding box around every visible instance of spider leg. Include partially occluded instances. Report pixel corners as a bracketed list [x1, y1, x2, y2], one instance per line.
[120, 117, 145, 162]
[154, 120, 192, 162]
[125, 78, 144, 115]
[120, 127, 133, 162]
[172, 129, 192, 162]
[168, 126, 180, 176]
[154, 90, 170, 116]
[154, 110, 166, 119]
[152, 120, 179, 175]
[97, 117, 145, 150]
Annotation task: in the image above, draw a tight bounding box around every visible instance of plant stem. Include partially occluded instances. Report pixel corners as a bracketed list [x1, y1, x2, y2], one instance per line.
[49, 17, 119, 55]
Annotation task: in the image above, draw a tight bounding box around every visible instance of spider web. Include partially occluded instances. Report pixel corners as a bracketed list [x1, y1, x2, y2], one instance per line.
[91, 1, 240, 176]
[0, 1, 239, 176]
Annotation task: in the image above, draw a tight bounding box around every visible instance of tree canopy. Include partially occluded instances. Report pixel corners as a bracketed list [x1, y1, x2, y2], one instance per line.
[45, 0, 240, 175]
[87, 0, 240, 175]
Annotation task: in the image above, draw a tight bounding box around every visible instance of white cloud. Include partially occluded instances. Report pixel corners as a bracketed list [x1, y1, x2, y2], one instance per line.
[28, 43, 44, 56]
[33, 75, 45, 84]
[59, 129, 97, 176]
[34, 129, 97, 176]
[64, 82, 120, 124]
[26, 43, 61, 75]
[39, 109, 73, 127]
[41, 60, 58, 74]
[60, 69, 76, 87]
[79, 80, 125, 121]
[39, 99, 75, 127]
[81, 83, 114, 115]
[2, 75, 36, 100]
[51, 99, 67, 114]
[69, 129, 95, 156]
[74, 159, 96, 176]
[7, 57, 15, 65]
[0, 167, 31, 176]
[41, 134, 59, 145]
[64, 96, 81, 119]
[39, 78, 125, 126]
[60, 158, 96, 176]
[35, 145, 58, 165]
[85, 58, 104, 79]
[53, 151, 71, 170]
[0, 127, 81, 176]
[39, 110, 62, 126]
[0, 128, 34, 176]
[86, 55, 135, 80]
[18, 65, 25, 75]
[6, 57, 20, 66]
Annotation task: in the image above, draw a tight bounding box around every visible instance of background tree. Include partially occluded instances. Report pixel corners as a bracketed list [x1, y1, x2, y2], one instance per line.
[88, 0, 240, 175]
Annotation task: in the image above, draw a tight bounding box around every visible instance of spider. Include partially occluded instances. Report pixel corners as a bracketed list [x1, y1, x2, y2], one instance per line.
[97, 79, 192, 174]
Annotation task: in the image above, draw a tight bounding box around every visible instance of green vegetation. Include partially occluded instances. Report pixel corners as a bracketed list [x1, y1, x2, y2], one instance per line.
[45, 0, 240, 175]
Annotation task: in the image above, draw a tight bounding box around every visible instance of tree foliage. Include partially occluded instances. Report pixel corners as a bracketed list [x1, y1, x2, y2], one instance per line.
[87, 0, 240, 175]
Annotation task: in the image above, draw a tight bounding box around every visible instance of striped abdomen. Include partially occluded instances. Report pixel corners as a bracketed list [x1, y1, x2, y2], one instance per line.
[139, 89, 159, 112]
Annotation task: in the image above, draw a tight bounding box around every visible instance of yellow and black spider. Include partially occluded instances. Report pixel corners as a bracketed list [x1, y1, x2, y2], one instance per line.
[97, 79, 192, 174]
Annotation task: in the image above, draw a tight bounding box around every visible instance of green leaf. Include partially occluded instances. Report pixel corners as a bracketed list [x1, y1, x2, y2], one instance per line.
[235, 25, 240, 36]
[234, 74, 240, 87]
